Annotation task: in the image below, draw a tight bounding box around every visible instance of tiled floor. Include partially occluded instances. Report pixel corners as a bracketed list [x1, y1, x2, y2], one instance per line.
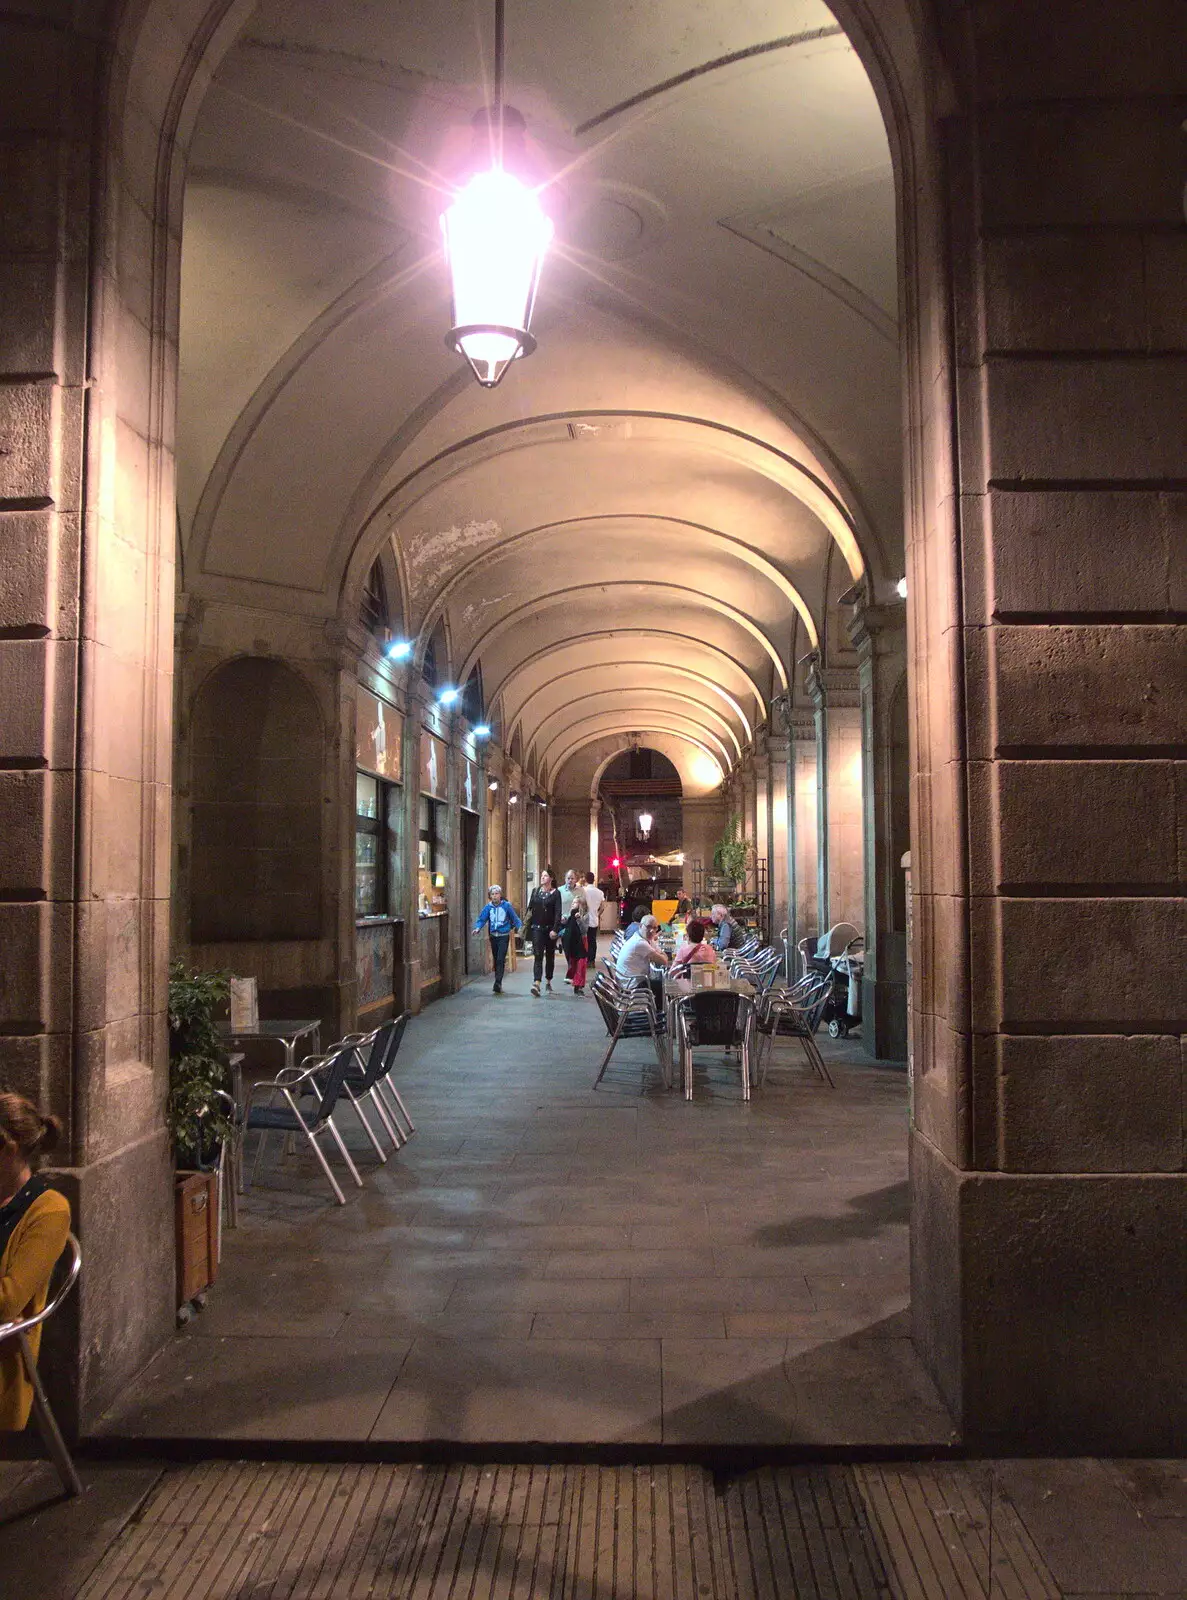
[95, 965, 952, 1447]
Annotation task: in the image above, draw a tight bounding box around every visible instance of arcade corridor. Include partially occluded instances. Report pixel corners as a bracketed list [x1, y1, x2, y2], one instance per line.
[93, 974, 946, 1449]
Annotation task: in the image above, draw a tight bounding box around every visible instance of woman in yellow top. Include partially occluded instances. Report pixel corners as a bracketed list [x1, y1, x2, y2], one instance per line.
[0, 1092, 70, 1431]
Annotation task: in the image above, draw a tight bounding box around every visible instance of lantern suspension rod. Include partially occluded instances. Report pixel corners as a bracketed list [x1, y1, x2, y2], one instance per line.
[493, 0, 506, 143]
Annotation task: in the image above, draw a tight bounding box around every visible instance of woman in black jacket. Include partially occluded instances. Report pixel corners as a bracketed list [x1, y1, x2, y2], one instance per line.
[525, 870, 562, 996]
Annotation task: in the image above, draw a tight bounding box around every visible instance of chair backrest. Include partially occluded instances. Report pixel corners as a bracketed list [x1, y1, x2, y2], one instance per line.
[0, 1233, 81, 1341]
[310, 1041, 357, 1121]
[356, 1019, 396, 1086]
[379, 1013, 409, 1075]
[800, 974, 833, 1032]
[680, 989, 743, 1046]
[591, 977, 625, 1031]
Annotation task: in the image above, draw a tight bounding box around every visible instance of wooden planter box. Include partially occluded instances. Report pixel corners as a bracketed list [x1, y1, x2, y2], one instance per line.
[175, 1169, 219, 1306]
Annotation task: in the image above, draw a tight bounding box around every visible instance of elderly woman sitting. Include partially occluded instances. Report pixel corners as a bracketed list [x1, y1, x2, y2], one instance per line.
[675, 918, 720, 967]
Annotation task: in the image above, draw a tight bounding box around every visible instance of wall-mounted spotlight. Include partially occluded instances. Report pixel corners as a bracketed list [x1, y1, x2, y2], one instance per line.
[387, 639, 413, 660]
[509, 791, 519, 805]
[896, 577, 908, 599]
[473, 723, 491, 738]
[438, 686, 461, 706]
[488, 779, 500, 791]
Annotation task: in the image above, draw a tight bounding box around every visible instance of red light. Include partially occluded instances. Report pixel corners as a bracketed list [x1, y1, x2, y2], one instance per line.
[610, 857, 621, 869]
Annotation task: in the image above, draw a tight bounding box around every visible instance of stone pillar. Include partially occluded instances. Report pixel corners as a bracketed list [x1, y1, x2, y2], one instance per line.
[848, 593, 909, 1060]
[806, 656, 862, 935]
[401, 689, 427, 1011]
[908, 0, 1187, 1450]
[0, 12, 180, 1427]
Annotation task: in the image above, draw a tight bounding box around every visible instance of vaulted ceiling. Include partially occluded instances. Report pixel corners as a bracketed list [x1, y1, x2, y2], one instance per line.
[178, 0, 898, 796]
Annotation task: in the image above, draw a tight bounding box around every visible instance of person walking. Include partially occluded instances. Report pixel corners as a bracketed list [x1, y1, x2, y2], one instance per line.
[0, 1093, 70, 1433]
[559, 869, 580, 983]
[582, 870, 605, 974]
[561, 887, 590, 994]
[472, 884, 522, 994]
[525, 870, 562, 996]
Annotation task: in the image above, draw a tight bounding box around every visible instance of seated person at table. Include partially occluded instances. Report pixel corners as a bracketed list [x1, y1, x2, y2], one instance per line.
[675, 918, 719, 967]
[709, 903, 747, 952]
[615, 914, 671, 983]
[0, 1092, 70, 1432]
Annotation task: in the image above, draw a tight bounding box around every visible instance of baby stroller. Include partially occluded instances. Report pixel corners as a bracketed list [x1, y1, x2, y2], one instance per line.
[796, 923, 864, 1038]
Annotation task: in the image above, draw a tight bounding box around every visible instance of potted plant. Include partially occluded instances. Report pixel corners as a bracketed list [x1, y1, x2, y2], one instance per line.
[712, 812, 752, 895]
[167, 963, 233, 1312]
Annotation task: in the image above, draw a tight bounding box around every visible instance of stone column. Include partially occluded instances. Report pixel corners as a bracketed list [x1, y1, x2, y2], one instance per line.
[908, 0, 1187, 1451]
[401, 688, 427, 1011]
[848, 593, 909, 1060]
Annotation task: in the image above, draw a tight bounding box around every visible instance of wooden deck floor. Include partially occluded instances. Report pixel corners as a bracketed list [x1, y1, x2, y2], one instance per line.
[70, 1459, 1062, 1600]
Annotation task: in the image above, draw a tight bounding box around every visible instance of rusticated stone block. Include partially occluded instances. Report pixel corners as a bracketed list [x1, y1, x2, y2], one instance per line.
[0, 636, 77, 766]
[0, 259, 58, 373]
[993, 625, 1186, 750]
[973, 0, 1187, 99]
[995, 760, 1182, 889]
[1146, 234, 1187, 350]
[912, 1134, 1187, 1451]
[998, 1034, 1184, 1172]
[988, 490, 1182, 616]
[0, 769, 75, 897]
[983, 234, 1145, 353]
[998, 898, 1185, 1030]
[0, 901, 72, 1031]
[986, 358, 1187, 483]
[0, 379, 56, 500]
[979, 103, 1185, 228]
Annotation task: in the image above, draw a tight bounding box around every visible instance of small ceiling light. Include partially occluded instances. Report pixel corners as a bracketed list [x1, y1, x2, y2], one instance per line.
[896, 577, 908, 599]
[441, 2, 553, 387]
[438, 686, 460, 706]
[473, 723, 491, 738]
[387, 639, 413, 660]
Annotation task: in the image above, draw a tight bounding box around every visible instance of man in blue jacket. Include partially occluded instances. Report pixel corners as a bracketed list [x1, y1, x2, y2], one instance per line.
[473, 884, 523, 994]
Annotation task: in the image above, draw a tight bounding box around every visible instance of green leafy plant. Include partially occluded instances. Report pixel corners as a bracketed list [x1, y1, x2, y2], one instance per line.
[167, 963, 233, 1169]
[712, 812, 752, 888]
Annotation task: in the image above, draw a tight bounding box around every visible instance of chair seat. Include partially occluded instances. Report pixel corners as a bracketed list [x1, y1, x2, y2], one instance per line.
[245, 1104, 316, 1132]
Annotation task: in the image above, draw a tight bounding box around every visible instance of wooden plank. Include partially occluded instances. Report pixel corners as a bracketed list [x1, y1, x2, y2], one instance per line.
[898, 1467, 979, 1600]
[853, 1465, 928, 1600]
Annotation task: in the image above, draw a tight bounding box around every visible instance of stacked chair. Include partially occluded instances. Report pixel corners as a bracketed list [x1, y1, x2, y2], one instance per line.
[590, 968, 671, 1091]
[234, 1012, 416, 1206]
[752, 973, 835, 1086]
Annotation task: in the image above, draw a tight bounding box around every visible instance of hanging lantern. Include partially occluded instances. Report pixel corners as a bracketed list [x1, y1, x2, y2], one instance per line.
[441, 5, 553, 388]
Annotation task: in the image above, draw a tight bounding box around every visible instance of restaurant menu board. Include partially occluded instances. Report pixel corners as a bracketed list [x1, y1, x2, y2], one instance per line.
[421, 729, 447, 799]
[357, 685, 402, 781]
[460, 756, 478, 813]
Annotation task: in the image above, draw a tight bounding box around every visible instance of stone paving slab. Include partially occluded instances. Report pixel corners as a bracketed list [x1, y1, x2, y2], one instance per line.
[93, 967, 950, 1449]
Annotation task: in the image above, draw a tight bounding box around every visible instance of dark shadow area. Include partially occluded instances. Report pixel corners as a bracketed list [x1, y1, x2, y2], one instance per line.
[751, 1181, 909, 1248]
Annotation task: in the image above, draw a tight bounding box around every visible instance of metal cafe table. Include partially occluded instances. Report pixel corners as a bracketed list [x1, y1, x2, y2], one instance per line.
[664, 973, 757, 1100]
[216, 1018, 322, 1110]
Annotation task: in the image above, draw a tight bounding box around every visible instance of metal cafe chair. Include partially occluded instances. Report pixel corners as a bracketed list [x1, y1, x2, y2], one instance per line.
[335, 1020, 404, 1159]
[372, 1012, 415, 1141]
[753, 974, 835, 1087]
[243, 1041, 364, 1205]
[591, 975, 671, 1091]
[675, 988, 755, 1101]
[0, 1232, 83, 1496]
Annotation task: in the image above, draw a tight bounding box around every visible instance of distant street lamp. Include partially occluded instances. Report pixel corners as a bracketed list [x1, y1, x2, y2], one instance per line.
[441, 2, 553, 387]
[637, 811, 653, 841]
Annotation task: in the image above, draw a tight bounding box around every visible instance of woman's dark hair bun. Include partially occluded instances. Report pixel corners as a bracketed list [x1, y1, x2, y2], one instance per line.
[38, 1113, 63, 1154]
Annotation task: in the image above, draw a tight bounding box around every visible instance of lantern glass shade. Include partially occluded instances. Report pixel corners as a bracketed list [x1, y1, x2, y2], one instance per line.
[442, 166, 553, 387]
[638, 811, 653, 838]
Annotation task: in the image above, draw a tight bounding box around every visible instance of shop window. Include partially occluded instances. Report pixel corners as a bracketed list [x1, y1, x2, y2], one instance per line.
[418, 793, 448, 913]
[356, 771, 403, 917]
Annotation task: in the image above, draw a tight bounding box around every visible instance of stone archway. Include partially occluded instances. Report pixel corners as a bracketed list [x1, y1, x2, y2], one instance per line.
[3, 0, 1183, 1449]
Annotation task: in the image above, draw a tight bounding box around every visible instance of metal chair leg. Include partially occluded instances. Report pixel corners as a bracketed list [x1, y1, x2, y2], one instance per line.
[592, 1012, 628, 1088]
[20, 1333, 82, 1497]
[367, 1085, 404, 1152]
[326, 1117, 365, 1188]
[301, 1125, 347, 1204]
[345, 1089, 388, 1162]
[248, 1127, 270, 1189]
[382, 1079, 415, 1135]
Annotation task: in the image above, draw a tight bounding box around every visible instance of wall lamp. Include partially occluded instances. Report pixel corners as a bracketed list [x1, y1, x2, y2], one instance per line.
[387, 639, 413, 661]
[488, 779, 500, 791]
[473, 723, 491, 738]
[438, 686, 461, 706]
[896, 577, 908, 599]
